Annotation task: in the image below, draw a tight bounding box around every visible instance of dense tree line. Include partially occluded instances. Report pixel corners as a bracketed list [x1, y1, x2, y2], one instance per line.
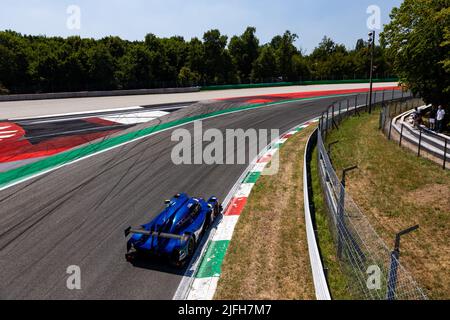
[381, 0, 449, 106]
[0, 28, 395, 94]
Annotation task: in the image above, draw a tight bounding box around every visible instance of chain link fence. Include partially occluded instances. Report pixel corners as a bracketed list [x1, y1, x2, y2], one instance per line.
[316, 91, 428, 300]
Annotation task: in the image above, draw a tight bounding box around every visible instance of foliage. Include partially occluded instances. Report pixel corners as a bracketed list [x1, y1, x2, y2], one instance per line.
[381, 0, 450, 105]
[0, 27, 395, 94]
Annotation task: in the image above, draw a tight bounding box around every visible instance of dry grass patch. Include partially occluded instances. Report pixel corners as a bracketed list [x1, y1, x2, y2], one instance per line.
[326, 111, 450, 299]
[214, 126, 316, 300]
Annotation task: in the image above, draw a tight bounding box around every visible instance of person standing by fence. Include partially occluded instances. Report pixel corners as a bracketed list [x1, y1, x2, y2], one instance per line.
[429, 107, 437, 131]
[436, 106, 446, 133]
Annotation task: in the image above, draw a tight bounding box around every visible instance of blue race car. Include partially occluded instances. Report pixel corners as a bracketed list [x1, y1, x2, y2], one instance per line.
[124, 193, 222, 266]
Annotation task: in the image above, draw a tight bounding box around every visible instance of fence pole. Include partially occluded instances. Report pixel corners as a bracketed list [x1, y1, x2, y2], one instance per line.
[388, 119, 393, 140]
[365, 92, 369, 112]
[387, 251, 400, 300]
[387, 225, 420, 300]
[326, 109, 329, 137]
[338, 101, 342, 123]
[399, 124, 404, 147]
[337, 183, 345, 259]
[379, 107, 384, 130]
[337, 166, 358, 259]
[444, 139, 448, 170]
[418, 130, 423, 157]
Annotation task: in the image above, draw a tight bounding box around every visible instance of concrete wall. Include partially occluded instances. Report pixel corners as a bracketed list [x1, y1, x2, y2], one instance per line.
[0, 87, 200, 102]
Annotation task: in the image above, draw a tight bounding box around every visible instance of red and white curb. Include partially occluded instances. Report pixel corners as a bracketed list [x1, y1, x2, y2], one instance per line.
[174, 118, 319, 300]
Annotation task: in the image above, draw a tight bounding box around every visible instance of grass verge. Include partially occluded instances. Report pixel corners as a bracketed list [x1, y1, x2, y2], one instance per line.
[214, 126, 316, 300]
[309, 146, 355, 300]
[325, 110, 450, 299]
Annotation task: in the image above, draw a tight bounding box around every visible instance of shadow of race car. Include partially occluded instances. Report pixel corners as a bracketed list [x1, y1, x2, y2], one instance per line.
[125, 193, 222, 267]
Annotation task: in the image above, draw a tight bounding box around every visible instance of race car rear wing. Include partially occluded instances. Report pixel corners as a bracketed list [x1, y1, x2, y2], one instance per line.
[124, 227, 189, 242]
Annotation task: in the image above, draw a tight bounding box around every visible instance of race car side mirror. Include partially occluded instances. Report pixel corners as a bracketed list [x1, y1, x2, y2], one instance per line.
[165, 200, 171, 206]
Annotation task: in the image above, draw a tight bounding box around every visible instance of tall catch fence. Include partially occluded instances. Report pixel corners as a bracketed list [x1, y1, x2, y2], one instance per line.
[315, 90, 428, 300]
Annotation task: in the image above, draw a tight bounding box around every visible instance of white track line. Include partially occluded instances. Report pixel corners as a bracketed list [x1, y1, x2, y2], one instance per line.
[9, 106, 144, 121]
[100, 111, 170, 125]
[0, 134, 17, 139]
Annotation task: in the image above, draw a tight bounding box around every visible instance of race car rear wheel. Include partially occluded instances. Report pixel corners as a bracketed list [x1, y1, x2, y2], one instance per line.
[187, 236, 196, 257]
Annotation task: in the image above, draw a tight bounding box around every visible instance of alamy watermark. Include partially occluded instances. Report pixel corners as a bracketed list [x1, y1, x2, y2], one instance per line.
[66, 265, 81, 290]
[367, 5, 381, 30]
[171, 121, 280, 175]
[66, 5, 81, 30]
[366, 265, 382, 290]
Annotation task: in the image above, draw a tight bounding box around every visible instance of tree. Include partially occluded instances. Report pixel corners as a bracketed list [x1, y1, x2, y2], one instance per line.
[186, 37, 205, 83]
[86, 43, 116, 90]
[229, 27, 260, 83]
[178, 66, 201, 86]
[116, 44, 154, 89]
[381, 0, 450, 105]
[310, 36, 338, 61]
[0, 28, 396, 94]
[272, 31, 299, 81]
[251, 45, 278, 82]
[203, 29, 236, 84]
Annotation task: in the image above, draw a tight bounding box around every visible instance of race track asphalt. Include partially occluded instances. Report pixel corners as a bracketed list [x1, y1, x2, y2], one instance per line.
[0, 94, 371, 299]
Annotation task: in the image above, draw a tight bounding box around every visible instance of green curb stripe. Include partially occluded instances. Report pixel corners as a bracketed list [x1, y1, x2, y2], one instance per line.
[243, 172, 261, 184]
[0, 93, 350, 189]
[195, 240, 230, 278]
[273, 143, 283, 149]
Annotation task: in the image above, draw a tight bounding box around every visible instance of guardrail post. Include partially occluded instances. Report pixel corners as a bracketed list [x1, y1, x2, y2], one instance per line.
[387, 225, 420, 300]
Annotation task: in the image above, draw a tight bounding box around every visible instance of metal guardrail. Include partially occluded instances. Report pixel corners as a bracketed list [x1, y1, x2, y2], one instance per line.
[304, 129, 332, 300]
[315, 91, 428, 300]
[380, 102, 449, 170]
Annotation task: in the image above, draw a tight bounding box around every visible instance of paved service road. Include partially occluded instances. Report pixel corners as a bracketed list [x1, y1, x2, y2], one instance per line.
[0, 94, 369, 299]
